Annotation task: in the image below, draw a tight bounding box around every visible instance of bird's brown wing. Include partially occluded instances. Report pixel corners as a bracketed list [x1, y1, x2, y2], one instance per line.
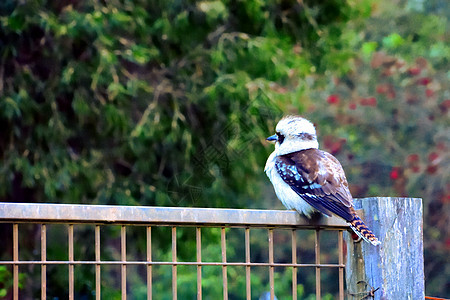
[275, 149, 354, 221]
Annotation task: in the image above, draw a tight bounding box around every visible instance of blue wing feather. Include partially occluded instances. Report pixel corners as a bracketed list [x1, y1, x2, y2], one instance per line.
[275, 149, 354, 221]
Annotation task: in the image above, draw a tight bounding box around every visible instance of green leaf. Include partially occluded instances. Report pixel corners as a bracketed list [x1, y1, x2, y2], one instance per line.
[128, 45, 159, 65]
[361, 41, 378, 58]
[6, 14, 26, 31]
[197, 1, 228, 24]
[430, 42, 449, 59]
[1, 96, 21, 119]
[382, 33, 404, 49]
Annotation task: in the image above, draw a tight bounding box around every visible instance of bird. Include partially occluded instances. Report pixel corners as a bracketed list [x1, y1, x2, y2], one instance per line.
[264, 115, 381, 246]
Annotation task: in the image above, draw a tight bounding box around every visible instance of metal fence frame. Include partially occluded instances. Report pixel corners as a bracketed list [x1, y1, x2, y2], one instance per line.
[0, 203, 349, 300]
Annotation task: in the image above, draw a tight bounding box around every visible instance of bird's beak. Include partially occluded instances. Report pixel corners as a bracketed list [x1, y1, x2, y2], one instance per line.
[266, 134, 278, 142]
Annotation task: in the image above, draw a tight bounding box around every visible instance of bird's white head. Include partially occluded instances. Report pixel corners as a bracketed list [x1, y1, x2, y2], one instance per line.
[267, 115, 319, 156]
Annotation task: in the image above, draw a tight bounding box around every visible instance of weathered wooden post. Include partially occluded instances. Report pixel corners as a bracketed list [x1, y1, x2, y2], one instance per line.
[345, 197, 424, 300]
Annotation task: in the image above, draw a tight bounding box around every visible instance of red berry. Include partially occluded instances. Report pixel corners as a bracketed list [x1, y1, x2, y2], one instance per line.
[330, 142, 342, 155]
[407, 67, 421, 76]
[428, 152, 439, 162]
[327, 94, 340, 105]
[426, 165, 438, 175]
[376, 84, 387, 94]
[390, 167, 400, 180]
[360, 97, 377, 107]
[417, 77, 431, 86]
[407, 154, 420, 163]
[349, 103, 357, 110]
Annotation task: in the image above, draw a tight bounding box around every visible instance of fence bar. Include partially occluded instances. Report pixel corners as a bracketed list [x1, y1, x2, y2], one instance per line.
[268, 229, 275, 300]
[172, 226, 177, 300]
[41, 224, 47, 300]
[0, 203, 347, 228]
[121, 225, 127, 300]
[0, 202, 356, 300]
[13, 223, 18, 300]
[245, 227, 251, 300]
[0, 260, 344, 267]
[315, 230, 320, 300]
[95, 225, 101, 300]
[292, 229, 297, 300]
[221, 227, 228, 300]
[68, 224, 74, 300]
[338, 230, 344, 300]
[196, 227, 202, 300]
[147, 226, 152, 300]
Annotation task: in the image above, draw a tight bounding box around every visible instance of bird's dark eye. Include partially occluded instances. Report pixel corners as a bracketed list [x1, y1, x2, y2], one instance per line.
[276, 132, 285, 144]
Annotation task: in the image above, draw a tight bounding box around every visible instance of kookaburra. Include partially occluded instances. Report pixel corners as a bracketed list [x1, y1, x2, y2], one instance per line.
[265, 115, 380, 246]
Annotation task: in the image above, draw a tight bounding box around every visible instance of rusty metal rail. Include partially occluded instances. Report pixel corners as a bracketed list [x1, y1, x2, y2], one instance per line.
[0, 202, 349, 300]
[0, 202, 348, 227]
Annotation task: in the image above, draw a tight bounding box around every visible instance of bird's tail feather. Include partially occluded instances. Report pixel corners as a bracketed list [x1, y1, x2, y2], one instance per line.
[349, 215, 381, 246]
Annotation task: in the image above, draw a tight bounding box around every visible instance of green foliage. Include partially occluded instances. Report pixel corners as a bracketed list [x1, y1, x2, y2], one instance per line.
[0, 0, 368, 207]
[382, 33, 405, 49]
[0, 0, 448, 297]
[0, 266, 25, 297]
[0, 266, 12, 297]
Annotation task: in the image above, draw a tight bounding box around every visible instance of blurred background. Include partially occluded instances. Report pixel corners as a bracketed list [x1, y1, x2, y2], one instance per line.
[0, 0, 448, 298]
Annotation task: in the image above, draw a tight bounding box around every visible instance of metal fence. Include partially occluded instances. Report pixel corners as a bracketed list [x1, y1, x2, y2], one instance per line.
[0, 203, 349, 300]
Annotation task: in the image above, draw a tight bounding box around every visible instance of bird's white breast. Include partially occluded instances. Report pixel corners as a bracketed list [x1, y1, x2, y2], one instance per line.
[265, 151, 316, 217]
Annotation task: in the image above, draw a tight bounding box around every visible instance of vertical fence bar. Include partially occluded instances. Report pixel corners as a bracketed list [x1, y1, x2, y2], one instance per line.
[95, 225, 101, 300]
[245, 227, 251, 300]
[13, 223, 18, 300]
[221, 227, 228, 300]
[196, 227, 202, 300]
[268, 229, 275, 300]
[121, 225, 127, 300]
[68, 224, 74, 300]
[147, 226, 152, 300]
[41, 224, 47, 300]
[172, 226, 177, 300]
[338, 230, 344, 300]
[292, 229, 297, 300]
[315, 230, 321, 300]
